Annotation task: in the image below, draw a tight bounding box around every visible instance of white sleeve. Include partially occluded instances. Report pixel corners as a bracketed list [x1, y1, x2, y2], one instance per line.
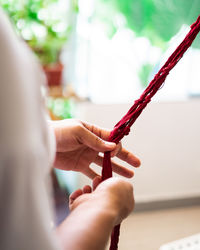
[0, 8, 59, 250]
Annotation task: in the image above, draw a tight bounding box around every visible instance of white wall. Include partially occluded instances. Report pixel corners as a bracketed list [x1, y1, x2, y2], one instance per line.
[76, 100, 200, 203]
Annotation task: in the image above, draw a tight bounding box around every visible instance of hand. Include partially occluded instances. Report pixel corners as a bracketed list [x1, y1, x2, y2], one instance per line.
[56, 177, 134, 250]
[69, 176, 134, 225]
[49, 119, 141, 179]
[69, 176, 102, 210]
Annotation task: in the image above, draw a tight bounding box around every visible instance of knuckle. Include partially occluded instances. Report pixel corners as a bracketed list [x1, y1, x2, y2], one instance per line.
[74, 123, 84, 134]
[124, 151, 129, 161]
[95, 136, 103, 146]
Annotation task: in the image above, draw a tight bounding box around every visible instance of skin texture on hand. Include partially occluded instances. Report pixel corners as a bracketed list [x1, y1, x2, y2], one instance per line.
[56, 177, 134, 250]
[49, 119, 141, 179]
[69, 177, 134, 225]
[50, 119, 138, 250]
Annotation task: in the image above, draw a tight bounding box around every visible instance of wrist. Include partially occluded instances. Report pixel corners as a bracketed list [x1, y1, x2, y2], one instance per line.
[57, 193, 118, 250]
[47, 120, 62, 150]
[73, 191, 120, 226]
[94, 178, 134, 223]
[97, 190, 122, 225]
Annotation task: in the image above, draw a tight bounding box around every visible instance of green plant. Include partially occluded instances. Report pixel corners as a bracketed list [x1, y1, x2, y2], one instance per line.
[96, 0, 200, 49]
[139, 63, 154, 88]
[94, 0, 200, 88]
[0, 0, 78, 65]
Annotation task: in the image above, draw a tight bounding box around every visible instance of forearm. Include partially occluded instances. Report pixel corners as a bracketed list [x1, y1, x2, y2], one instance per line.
[56, 195, 117, 250]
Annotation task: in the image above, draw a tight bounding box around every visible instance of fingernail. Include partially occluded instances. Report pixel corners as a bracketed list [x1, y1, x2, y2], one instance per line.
[105, 141, 116, 147]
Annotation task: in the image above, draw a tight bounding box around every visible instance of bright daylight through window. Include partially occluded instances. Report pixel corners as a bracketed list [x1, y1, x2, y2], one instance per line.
[75, 0, 200, 103]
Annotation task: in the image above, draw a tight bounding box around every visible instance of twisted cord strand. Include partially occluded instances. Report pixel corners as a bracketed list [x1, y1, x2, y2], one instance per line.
[102, 15, 200, 250]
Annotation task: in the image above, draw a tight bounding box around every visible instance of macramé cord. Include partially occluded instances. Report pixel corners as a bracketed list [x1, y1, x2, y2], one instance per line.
[102, 15, 200, 250]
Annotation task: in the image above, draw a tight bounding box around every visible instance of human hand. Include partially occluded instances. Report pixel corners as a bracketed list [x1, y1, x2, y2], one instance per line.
[50, 119, 140, 179]
[69, 176, 134, 225]
[56, 177, 134, 249]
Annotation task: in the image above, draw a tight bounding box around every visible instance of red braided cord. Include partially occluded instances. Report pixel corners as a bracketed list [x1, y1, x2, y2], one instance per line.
[102, 15, 200, 250]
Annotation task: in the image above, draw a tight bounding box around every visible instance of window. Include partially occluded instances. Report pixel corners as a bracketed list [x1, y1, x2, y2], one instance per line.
[74, 0, 200, 103]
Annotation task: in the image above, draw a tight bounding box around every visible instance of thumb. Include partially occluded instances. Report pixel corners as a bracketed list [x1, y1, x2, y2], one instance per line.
[78, 126, 116, 152]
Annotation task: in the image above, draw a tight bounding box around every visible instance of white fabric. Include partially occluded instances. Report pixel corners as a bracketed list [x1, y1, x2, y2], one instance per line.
[0, 8, 59, 250]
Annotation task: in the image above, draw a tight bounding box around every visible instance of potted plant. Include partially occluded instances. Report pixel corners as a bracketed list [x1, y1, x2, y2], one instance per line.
[0, 0, 77, 86]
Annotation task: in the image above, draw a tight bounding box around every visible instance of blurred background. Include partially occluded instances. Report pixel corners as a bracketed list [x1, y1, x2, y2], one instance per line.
[1, 0, 200, 249]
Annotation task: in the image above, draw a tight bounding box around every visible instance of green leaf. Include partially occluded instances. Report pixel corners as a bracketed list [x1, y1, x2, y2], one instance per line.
[98, 0, 200, 48]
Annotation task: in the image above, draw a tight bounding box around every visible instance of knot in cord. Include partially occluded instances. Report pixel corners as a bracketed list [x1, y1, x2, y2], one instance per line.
[123, 126, 130, 136]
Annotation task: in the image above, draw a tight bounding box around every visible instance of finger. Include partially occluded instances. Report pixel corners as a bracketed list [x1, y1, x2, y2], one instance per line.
[69, 189, 83, 205]
[94, 155, 134, 178]
[110, 142, 122, 157]
[77, 125, 116, 153]
[81, 122, 140, 168]
[82, 167, 100, 179]
[92, 176, 102, 190]
[83, 185, 92, 193]
[81, 121, 111, 141]
[116, 148, 141, 167]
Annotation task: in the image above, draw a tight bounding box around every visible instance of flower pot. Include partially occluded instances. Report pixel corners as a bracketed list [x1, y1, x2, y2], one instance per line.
[43, 63, 64, 87]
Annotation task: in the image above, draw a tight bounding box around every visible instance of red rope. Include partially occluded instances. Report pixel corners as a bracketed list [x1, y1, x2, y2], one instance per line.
[102, 15, 200, 250]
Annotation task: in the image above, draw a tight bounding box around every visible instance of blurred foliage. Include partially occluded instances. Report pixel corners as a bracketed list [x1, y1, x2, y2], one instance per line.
[47, 97, 74, 119]
[0, 0, 77, 65]
[97, 0, 200, 48]
[139, 63, 154, 88]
